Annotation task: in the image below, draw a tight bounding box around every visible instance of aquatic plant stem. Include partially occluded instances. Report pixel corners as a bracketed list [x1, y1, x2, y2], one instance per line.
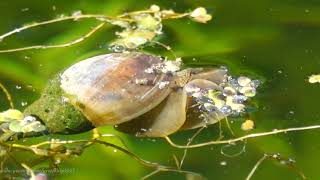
[0, 7, 195, 53]
[0, 22, 106, 53]
[179, 127, 205, 169]
[0, 14, 131, 42]
[164, 124, 320, 148]
[246, 154, 267, 180]
[246, 153, 306, 180]
[0, 133, 202, 179]
[0, 82, 14, 109]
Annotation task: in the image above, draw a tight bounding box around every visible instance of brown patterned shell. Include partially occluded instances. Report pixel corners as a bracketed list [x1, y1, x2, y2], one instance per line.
[60, 52, 173, 126]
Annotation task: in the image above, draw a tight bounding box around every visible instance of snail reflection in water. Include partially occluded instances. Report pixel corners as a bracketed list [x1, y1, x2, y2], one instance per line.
[23, 52, 259, 137]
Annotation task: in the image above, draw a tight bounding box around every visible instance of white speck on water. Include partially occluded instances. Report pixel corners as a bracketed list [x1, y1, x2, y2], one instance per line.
[21, 101, 28, 107]
[57, 14, 66, 18]
[15, 85, 22, 89]
[24, 56, 31, 60]
[21, 8, 29, 12]
[220, 161, 227, 166]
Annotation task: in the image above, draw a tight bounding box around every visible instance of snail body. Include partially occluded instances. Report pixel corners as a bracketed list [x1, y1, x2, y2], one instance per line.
[24, 52, 227, 137]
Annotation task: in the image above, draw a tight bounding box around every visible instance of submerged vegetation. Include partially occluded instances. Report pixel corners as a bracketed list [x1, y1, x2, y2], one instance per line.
[0, 1, 320, 180]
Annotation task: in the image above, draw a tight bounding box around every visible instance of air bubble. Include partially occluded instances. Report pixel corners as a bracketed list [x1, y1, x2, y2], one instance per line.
[220, 105, 232, 115]
[109, 45, 126, 53]
[250, 79, 261, 88]
[232, 95, 247, 104]
[237, 76, 251, 87]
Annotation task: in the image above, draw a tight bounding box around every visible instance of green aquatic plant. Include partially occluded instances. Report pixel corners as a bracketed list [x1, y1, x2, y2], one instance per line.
[0, 5, 211, 53]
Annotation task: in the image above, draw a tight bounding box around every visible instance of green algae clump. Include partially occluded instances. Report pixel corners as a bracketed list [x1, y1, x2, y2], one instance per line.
[23, 75, 93, 134]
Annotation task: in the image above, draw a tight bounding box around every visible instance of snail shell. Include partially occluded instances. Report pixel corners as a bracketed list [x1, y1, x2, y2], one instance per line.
[24, 52, 227, 137]
[60, 52, 174, 126]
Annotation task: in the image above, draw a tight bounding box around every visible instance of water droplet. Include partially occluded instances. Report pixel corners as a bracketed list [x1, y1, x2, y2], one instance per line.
[228, 77, 239, 88]
[15, 85, 22, 89]
[109, 45, 126, 53]
[232, 95, 247, 104]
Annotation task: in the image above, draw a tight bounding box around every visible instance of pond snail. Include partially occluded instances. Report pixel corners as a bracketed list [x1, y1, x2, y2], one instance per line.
[23, 52, 250, 137]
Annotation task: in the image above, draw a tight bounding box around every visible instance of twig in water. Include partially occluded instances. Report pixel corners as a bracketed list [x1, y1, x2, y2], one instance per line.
[0, 131, 203, 179]
[0, 14, 129, 42]
[0, 22, 106, 53]
[0, 82, 14, 109]
[246, 154, 267, 180]
[165, 124, 320, 148]
[179, 127, 205, 169]
[246, 153, 306, 180]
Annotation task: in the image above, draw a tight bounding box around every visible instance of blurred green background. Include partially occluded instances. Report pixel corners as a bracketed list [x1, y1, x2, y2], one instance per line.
[1, 0, 320, 179]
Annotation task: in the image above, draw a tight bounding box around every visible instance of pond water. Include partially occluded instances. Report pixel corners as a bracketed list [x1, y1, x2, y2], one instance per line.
[0, 0, 320, 179]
